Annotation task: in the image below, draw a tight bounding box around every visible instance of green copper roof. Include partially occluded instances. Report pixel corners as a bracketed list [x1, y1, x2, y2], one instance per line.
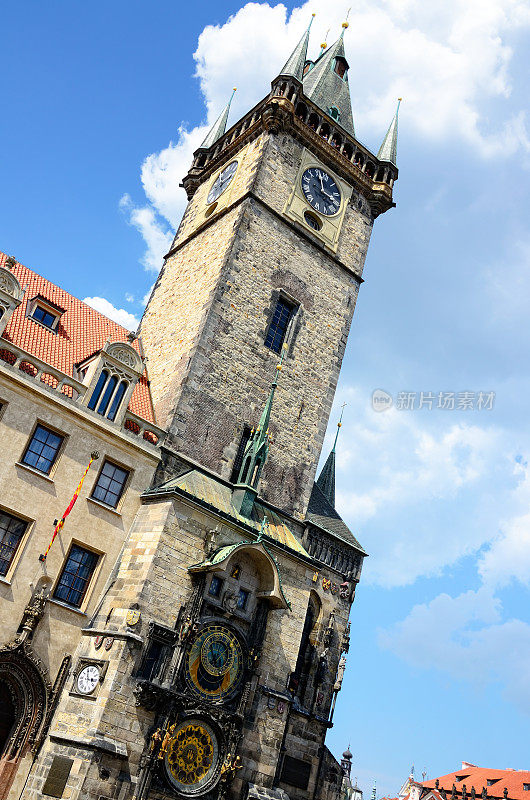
[315, 407, 345, 507]
[302, 28, 355, 137]
[199, 89, 236, 150]
[153, 467, 309, 558]
[278, 16, 314, 81]
[377, 98, 401, 165]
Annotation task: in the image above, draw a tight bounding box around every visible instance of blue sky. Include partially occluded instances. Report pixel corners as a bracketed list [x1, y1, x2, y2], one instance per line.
[2, 1, 530, 795]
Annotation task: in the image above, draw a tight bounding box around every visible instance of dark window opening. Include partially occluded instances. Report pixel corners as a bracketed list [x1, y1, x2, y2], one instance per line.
[523, 785, 530, 791]
[304, 211, 322, 231]
[329, 106, 340, 121]
[88, 370, 108, 410]
[0, 682, 16, 755]
[230, 425, 252, 483]
[303, 60, 313, 76]
[209, 576, 223, 597]
[107, 380, 128, 421]
[240, 456, 252, 485]
[91, 460, 129, 508]
[22, 424, 63, 474]
[138, 640, 164, 681]
[0, 511, 27, 576]
[237, 588, 250, 610]
[97, 375, 118, 416]
[281, 756, 311, 790]
[53, 544, 98, 608]
[32, 305, 57, 329]
[265, 296, 296, 353]
[334, 58, 347, 79]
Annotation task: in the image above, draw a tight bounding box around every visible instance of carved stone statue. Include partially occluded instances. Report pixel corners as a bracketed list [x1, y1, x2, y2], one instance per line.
[333, 654, 347, 692]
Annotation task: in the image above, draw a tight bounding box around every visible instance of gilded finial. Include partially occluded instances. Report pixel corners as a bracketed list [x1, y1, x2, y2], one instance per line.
[320, 27, 330, 52]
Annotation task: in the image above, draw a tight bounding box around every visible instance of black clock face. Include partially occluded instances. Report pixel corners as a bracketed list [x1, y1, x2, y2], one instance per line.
[301, 167, 341, 216]
[185, 624, 244, 700]
[207, 161, 238, 204]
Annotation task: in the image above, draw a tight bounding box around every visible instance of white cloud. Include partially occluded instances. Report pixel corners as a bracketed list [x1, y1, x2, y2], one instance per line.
[379, 587, 530, 712]
[331, 388, 508, 586]
[122, 0, 530, 271]
[83, 296, 139, 330]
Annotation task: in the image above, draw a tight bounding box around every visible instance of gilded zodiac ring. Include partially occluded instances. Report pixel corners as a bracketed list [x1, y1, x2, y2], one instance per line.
[200, 631, 235, 676]
[166, 722, 217, 791]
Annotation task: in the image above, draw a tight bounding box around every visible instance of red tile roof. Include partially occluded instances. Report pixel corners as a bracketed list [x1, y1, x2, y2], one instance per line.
[423, 767, 530, 800]
[0, 252, 156, 424]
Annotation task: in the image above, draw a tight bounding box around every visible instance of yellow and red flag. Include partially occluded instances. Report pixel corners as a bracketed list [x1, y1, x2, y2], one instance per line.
[39, 451, 99, 562]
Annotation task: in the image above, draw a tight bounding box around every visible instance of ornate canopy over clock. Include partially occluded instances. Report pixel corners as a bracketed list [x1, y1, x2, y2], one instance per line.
[184, 623, 244, 701]
[301, 167, 341, 216]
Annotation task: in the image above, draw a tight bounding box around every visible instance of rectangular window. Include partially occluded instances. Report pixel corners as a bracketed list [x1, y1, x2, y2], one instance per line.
[0, 511, 27, 576]
[237, 588, 249, 610]
[22, 424, 63, 474]
[53, 544, 99, 608]
[230, 425, 252, 483]
[280, 756, 311, 790]
[523, 786, 530, 791]
[209, 576, 223, 597]
[91, 460, 129, 508]
[32, 305, 58, 329]
[264, 296, 296, 354]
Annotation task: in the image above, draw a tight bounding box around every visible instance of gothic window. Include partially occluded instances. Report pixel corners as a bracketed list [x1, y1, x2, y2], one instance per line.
[230, 425, 252, 483]
[22, 424, 63, 474]
[0, 511, 27, 576]
[91, 460, 129, 508]
[87, 371, 129, 421]
[265, 296, 296, 353]
[137, 623, 174, 682]
[53, 544, 99, 608]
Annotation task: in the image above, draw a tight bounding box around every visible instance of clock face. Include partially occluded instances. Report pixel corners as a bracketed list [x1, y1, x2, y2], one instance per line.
[301, 167, 341, 216]
[207, 160, 238, 205]
[76, 664, 100, 694]
[185, 624, 244, 700]
[165, 720, 219, 794]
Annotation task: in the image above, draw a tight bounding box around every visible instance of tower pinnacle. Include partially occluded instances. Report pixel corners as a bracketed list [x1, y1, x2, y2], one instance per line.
[315, 404, 346, 508]
[302, 28, 355, 136]
[377, 98, 401, 165]
[278, 15, 315, 81]
[199, 88, 237, 150]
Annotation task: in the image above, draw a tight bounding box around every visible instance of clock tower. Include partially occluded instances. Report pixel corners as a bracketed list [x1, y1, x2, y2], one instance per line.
[20, 19, 399, 800]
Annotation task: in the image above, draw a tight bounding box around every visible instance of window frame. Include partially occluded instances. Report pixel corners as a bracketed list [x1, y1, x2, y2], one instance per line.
[264, 293, 298, 355]
[90, 458, 131, 510]
[20, 421, 65, 476]
[26, 296, 64, 333]
[52, 541, 101, 610]
[0, 508, 31, 579]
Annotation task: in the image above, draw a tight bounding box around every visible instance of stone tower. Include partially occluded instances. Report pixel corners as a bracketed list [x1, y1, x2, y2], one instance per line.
[19, 20, 398, 800]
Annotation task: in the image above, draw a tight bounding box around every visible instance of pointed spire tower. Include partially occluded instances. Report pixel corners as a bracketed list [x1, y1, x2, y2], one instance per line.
[377, 98, 401, 165]
[302, 21, 355, 136]
[278, 14, 315, 81]
[315, 404, 345, 508]
[232, 346, 286, 517]
[199, 88, 237, 150]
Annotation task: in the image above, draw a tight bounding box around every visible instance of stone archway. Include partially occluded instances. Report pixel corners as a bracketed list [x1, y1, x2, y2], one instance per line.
[0, 645, 49, 800]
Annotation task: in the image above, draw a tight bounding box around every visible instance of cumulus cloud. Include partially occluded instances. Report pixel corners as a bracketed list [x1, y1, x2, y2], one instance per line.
[379, 588, 530, 712]
[122, 0, 530, 271]
[83, 296, 139, 330]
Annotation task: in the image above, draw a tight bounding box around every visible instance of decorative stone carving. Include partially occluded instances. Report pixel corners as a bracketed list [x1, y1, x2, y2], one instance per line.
[106, 342, 142, 373]
[0, 266, 23, 301]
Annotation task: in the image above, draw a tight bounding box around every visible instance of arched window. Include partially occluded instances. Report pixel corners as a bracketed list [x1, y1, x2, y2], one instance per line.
[107, 380, 128, 421]
[97, 375, 118, 416]
[290, 593, 321, 702]
[87, 370, 108, 410]
[328, 106, 341, 122]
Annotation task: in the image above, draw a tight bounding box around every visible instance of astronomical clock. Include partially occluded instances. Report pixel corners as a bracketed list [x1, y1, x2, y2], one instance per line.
[134, 543, 284, 799]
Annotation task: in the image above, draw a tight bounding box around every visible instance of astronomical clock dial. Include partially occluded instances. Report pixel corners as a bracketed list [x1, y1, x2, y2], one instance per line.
[165, 720, 219, 794]
[301, 167, 341, 216]
[185, 624, 244, 700]
[207, 160, 238, 204]
[76, 664, 100, 695]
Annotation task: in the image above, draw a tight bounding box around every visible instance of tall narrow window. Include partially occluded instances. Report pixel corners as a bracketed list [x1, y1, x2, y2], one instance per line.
[0, 511, 27, 576]
[22, 424, 63, 474]
[230, 425, 252, 483]
[97, 375, 118, 416]
[107, 380, 128, 421]
[88, 370, 108, 410]
[265, 296, 296, 354]
[91, 460, 129, 508]
[53, 544, 98, 607]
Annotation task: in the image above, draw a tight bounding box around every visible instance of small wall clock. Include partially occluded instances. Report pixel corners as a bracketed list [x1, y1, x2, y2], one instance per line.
[76, 664, 100, 695]
[207, 161, 238, 204]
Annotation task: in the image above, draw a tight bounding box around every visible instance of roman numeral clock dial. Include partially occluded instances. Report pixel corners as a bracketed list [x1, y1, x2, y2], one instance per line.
[301, 168, 341, 216]
[207, 160, 238, 204]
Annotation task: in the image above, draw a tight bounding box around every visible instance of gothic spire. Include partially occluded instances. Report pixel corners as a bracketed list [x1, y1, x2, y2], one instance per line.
[236, 345, 286, 490]
[278, 15, 315, 81]
[315, 404, 345, 508]
[199, 88, 237, 150]
[377, 98, 401, 166]
[302, 22, 355, 136]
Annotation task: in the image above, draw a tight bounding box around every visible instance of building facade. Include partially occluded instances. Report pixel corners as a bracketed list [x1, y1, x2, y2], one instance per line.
[0, 18, 399, 800]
